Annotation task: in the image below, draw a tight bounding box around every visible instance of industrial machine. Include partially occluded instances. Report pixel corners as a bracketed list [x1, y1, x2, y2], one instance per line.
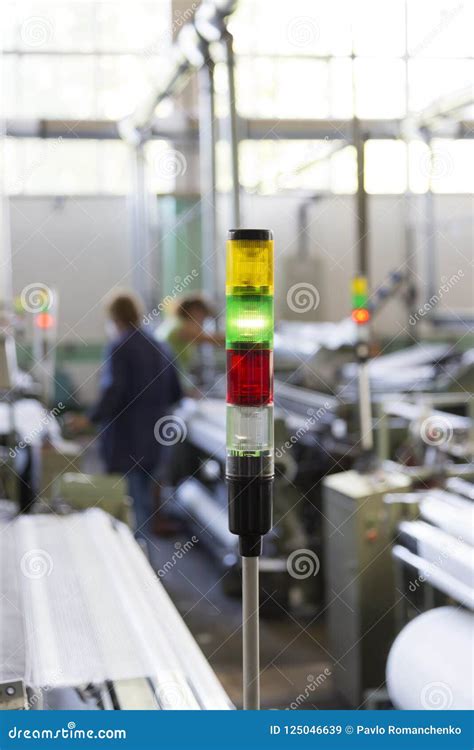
[52, 472, 132, 526]
[323, 466, 474, 708]
[322, 468, 413, 707]
[0, 509, 232, 711]
[392, 482, 474, 623]
[0, 393, 81, 512]
[386, 480, 474, 711]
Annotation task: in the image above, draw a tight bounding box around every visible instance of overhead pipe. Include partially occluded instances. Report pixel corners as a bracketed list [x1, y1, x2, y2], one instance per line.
[195, 1, 241, 227]
[118, 0, 238, 145]
[222, 32, 241, 228]
[119, 0, 238, 302]
[197, 59, 218, 296]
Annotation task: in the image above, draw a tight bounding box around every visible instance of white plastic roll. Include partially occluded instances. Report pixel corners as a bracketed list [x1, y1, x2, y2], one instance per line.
[386, 606, 474, 710]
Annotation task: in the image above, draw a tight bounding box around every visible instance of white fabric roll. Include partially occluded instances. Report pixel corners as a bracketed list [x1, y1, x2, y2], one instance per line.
[387, 606, 474, 709]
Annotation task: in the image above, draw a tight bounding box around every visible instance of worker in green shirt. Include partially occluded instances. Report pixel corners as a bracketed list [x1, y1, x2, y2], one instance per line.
[156, 294, 224, 392]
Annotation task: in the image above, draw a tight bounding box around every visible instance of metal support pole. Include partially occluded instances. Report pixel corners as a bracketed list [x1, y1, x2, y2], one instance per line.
[198, 60, 217, 297]
[351, 52, 374, 459]
[421, 129, 438, 315]
[358, 360, 374, 452]
[223, 32, 241, 228]
[354, 124, 369, 279]
[242, 556, 260, 710]
[402, 0, 419, 331]
[0, 129, 13, 325]
[377, 403, 390, 461]
[130, 143, 152, 308]
[351, 43, 369, 281]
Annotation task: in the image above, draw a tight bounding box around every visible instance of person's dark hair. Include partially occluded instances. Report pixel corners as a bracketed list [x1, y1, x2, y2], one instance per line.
[106, 291, 142, 328]
[174, 293, 214, 320]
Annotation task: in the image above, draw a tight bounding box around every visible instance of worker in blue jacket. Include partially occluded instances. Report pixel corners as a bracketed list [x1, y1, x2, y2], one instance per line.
[72, 291, 182, 543]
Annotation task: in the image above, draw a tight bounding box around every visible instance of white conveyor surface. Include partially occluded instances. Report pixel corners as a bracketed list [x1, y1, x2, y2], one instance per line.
[0, 509, 231, 709]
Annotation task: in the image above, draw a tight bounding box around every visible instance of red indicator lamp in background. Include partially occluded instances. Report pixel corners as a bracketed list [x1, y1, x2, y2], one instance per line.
[351, 308, 371, 325]
[227, 349, 273, 406]
[35, 312, 55, 330]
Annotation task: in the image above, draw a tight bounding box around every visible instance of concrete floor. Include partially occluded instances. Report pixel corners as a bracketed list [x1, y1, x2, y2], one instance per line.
[146, 531, 343, 710]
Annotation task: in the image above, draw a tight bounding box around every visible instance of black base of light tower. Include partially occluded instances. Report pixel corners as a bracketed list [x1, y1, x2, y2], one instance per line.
[228, 475, 273, 557]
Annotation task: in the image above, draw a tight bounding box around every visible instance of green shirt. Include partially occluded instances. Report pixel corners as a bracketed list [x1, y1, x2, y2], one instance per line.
[156, 317, 197, 380]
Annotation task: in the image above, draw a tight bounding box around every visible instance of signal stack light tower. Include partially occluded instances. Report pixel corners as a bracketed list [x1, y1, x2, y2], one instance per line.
[225, 229, 274, 710]
[351, 275, 374, 457]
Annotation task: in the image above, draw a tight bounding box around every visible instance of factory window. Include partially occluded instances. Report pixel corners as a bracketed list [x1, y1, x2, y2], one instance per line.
[408, 59, 474, 113]
[3, 0, 473, 196]
[364, 141, 407, 195]
[7, 52, 163, 119]
[5, 135, 473, 197]
[408, 139, 474, 195]
[2, 0, 172, 119]
[230, 0, 353, 57]
[407, 0, 472, 58]
[239, 140, 335, 194]
[354, 60, 406, 119]
[145, 141, 185, 195]
[4, 138, 130, 195]
[229, 0, 473, 122]
[236, 57, 331, 119]
[238, 139, 474, 196]
[3, 138, 182, 196]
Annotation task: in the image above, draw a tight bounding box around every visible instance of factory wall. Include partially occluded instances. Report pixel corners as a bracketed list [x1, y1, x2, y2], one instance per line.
[9, 193, 473, 402]
[10, 196, 132, 340]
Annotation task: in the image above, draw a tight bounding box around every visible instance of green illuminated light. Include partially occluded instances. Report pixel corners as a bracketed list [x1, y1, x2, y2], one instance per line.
[353, 292, 369, 308]
[226, 294, 273, 348]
